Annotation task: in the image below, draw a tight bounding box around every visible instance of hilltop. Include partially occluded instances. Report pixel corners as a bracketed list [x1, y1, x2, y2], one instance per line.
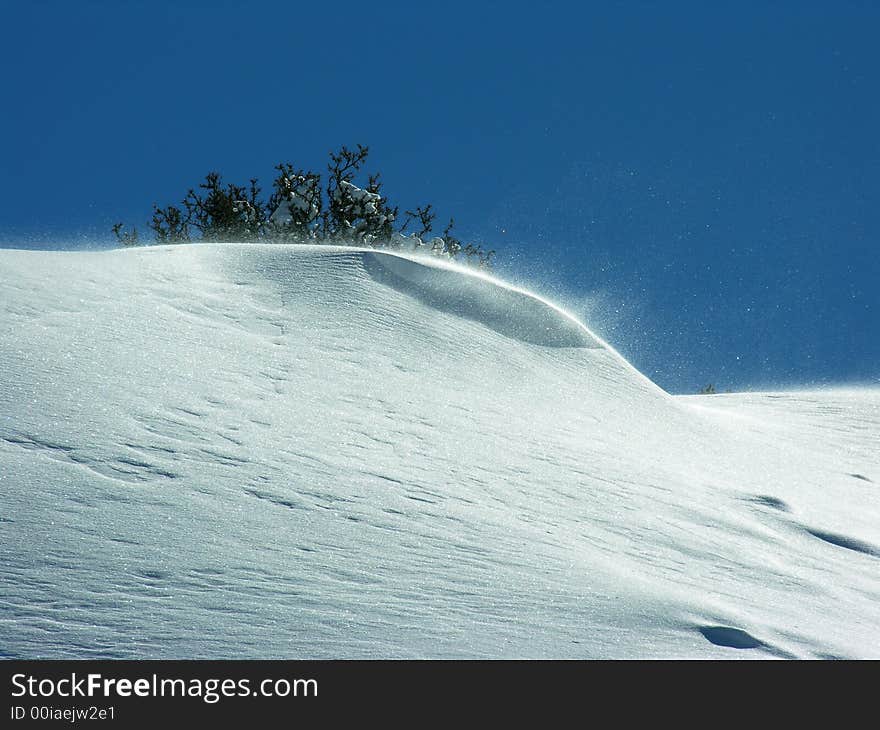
[0, 244, 877, 658]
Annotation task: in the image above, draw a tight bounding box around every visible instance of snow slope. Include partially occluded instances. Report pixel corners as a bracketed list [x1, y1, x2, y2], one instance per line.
[1, 244, 877, 659]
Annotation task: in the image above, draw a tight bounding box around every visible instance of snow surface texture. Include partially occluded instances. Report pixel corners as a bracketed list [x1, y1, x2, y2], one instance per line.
[0, 244, 877, 659]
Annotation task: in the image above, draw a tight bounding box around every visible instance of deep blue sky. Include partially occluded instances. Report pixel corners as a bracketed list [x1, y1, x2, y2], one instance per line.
[1, 1, 877, 393]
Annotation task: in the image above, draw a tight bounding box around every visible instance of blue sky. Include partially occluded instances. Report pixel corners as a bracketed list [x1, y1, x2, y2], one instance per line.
[1, 1, 877, 393]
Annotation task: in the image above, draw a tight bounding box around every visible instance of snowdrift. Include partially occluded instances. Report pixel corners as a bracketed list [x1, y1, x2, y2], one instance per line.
[0, 244, 877, 659]
[361, 251, 600, 348]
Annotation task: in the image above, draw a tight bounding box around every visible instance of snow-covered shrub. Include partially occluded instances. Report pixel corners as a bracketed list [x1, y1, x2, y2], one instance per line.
[268, 165, 322, 241]
[147, 173, 267, 243]
[114, 144, 495, 267]
[325, 145, 396, 244]
[185, 173, 267, 242]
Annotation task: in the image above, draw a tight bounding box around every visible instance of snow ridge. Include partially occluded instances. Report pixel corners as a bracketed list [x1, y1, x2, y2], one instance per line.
[0, 244, 877, 659]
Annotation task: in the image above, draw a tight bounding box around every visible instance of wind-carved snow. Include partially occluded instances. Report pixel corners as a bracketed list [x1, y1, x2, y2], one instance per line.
[0, 244, 877, 659]
[361, 252, 602, 348]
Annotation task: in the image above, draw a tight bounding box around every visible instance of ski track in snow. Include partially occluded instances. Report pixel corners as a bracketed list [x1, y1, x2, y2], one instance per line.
[0, 243, 878, 659]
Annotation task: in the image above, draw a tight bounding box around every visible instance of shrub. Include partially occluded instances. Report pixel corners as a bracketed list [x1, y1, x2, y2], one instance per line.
[115, 145, 494, 267]
[111, 223, 139, 246]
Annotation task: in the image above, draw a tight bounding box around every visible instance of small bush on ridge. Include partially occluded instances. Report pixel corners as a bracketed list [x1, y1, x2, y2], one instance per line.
[114, 145, 494, 267]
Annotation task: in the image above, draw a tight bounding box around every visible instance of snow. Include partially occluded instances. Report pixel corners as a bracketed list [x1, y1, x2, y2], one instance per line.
[0, 243, 877, 659]
[334, 180, 379, 205]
